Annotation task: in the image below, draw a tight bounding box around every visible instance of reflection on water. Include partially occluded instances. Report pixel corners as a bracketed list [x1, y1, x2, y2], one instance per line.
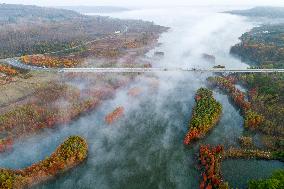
[222, 159, 284, 189]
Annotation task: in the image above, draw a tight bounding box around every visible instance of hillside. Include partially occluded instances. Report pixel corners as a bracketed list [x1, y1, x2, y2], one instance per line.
[0, 4, 166, 59]
[227, 6, 284, 18]
[228, 6, 284, 68]
[60, 6, 130, 13]
[230, 24, 284, 68]
[0, 3, 82, 24]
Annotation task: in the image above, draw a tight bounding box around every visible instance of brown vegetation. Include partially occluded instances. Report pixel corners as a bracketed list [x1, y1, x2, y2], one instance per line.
[127, 87, 143, 97]
[224, 147, 273, 160]
[105, 107, 125, 125]
[21, 55, 80, 68]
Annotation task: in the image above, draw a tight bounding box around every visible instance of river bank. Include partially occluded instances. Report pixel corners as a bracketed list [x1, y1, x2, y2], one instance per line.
[0, 136, 88, 189]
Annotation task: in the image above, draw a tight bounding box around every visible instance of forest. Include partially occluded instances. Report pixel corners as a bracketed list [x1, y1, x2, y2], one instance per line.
[227, 8, 284, 158]
[0, 4, 166, 59]
[230, 24, 284, 68]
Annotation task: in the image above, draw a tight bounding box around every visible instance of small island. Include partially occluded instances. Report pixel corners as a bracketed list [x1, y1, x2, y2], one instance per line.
[202, 53, 216, 63]
[184, 88, 222, 145]
[105, 107, 125, 125]
[0, 136, 88, 189]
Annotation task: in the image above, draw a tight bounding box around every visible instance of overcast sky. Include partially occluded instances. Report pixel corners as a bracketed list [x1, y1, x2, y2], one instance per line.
[1, 0, 284, 7]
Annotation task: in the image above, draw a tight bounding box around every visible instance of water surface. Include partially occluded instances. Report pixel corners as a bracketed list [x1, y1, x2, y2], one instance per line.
[0, 6, 282, 189]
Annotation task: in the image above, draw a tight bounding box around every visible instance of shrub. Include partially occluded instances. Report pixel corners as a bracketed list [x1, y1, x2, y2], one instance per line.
[239, 136, 253, 147]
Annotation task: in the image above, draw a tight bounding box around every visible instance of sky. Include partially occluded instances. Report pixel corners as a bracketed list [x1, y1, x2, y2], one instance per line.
[1, 0, 284, 7]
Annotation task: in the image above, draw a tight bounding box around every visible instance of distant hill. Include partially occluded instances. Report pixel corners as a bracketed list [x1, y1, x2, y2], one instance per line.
[0, 3, 83, 23]
[59, 6, 130, 14]
[227, 6, 284, 18]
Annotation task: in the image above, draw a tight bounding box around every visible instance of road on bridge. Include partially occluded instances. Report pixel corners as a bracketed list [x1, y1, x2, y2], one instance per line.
[1, 59, 284, 73]
[60, 67, 284, 73]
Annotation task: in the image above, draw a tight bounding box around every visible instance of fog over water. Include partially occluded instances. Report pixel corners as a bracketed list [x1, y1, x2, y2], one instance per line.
[91, 6, 254, 69]
[1, 6, 283, 189]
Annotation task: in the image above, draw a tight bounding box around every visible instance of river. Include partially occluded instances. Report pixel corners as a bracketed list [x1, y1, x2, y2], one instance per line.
[0, 6, 283, 189]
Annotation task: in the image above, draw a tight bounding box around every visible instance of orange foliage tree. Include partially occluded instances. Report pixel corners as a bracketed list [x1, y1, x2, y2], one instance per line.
[20, 55, 80, 68]
[0, 65, 18, 76]
[199, 145, 228, 189]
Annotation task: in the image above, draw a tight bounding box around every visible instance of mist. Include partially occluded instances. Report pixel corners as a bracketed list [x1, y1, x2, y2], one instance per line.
[0, 5, 280, 189]
[98, 6, 254, 69]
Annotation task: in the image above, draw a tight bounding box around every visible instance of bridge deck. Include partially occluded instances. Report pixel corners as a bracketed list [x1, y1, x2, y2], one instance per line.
[60, 68, 284, 73]
[2, 59, 284, 73]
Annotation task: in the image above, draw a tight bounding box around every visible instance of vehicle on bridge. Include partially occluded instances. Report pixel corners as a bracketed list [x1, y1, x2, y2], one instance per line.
[213, 65, 225, 69]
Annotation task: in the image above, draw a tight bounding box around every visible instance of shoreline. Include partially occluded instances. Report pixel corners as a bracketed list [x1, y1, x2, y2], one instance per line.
[0, 136, 88, 189]
[184, 88, 223, 145]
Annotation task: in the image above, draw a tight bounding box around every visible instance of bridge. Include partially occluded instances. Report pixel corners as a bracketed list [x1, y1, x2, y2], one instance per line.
[2, 58, 284, 73]
[60, 67, 284, 73]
